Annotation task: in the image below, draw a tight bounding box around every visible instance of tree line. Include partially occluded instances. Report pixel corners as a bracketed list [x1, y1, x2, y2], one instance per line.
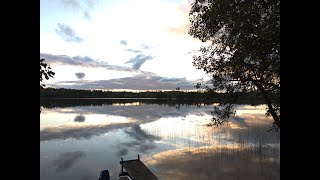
[40, 97, 266, 109]
[40, 87, 272, 103]
[40, 87, 218, 99]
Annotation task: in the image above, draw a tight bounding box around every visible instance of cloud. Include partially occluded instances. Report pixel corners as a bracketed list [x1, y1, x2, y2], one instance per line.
[126, 48, 142, 53]
[120, 40, 128, 46]
[55, 23, 83, 42]
[50, 73, 197, 90]
[141, 44, 151, 49]
[83, 11, 91, 19]
[121, 42, 151, 53]
[126, 54, 154, 70]
[40, 53, 133, 72]
[61, 0, 81, 8]
[41, 53, 98, 66]
[52, 151, 86, 172]
[61, 0, 97, 20]
[74, 114, 85, 122]
[168, 23, 190, 35]
[40, 52, 155, 75]
[75, 72, 86, 80]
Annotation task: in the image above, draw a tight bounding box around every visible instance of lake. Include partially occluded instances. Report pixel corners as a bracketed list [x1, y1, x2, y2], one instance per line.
[40, 99, 280, 180]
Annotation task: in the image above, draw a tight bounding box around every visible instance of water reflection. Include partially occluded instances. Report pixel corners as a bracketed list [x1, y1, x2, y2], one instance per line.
[124, 124, 162, 142]
[40, 99, 279, 180]
[146, 145, 279, 180]
[40, 122, 132, 141]
[53, 151, 86, 172]
[118, 124, 162, 155]
[74, 114, 85, 122]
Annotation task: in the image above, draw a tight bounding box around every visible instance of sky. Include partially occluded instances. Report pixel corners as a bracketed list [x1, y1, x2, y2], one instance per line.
[40, 0, 209, 91]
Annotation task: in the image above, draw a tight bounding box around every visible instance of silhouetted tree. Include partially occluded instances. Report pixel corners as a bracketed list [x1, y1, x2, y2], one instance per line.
[189, 0, 280, 129]
[40, 58, 55, 88]
[40, 58, 55, 113]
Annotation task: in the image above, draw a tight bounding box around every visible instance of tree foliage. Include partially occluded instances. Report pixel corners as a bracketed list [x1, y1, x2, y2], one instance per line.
[189, 0, 280, 129]
[40, 59, 55, 88]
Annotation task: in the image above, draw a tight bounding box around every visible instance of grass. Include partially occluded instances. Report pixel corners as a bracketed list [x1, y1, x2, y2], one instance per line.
[143, 116, 280, 180]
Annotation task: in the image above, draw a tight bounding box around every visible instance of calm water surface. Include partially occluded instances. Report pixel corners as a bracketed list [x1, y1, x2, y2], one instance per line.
[40, 99, 280, 180]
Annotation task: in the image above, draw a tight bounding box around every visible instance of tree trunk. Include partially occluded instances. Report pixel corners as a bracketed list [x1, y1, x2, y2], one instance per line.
[255, 83, 280, 129]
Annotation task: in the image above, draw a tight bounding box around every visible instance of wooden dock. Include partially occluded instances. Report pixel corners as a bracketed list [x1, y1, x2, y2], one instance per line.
[120, 155, 158, 180]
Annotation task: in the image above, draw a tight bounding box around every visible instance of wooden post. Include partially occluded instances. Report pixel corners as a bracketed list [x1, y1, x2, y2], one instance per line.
[121, 158, 124, 173]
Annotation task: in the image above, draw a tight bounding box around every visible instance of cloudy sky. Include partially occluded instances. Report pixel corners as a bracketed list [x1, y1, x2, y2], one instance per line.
[40, 0, 208, 91]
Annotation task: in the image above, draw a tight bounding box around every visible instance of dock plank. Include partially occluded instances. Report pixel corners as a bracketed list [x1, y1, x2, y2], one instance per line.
[121, 159, 158, 180]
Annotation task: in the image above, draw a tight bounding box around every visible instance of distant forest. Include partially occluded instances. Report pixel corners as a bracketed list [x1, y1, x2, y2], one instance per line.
[40, 87, 278, 105]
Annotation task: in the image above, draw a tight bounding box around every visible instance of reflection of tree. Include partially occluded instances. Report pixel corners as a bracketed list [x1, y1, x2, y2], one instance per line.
[40, 98, 265, 109]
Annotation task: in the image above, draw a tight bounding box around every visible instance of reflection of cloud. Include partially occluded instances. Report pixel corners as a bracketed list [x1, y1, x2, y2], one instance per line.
[43, 103, 214, 145]
[121, 141, 142, 147]
[124, 124, 161, 142]
[146, 145, 279, 180]
[228, 116, 248, 128]
[40, 123, 132, 141]
[118, 124, 161, 155]
[75, 72, 85, 79]
[126, 54, 154, 70]
[74, 114, 85, 122]
[242, 114, 273, 126]
[52, 103, 212, 124]
[119, 141, 158, 155]
[138, 144, 157, 154]
[56, 23, 83, 42]
[229, 123, 280, 145]
[52, 151, 86, 172]
[117, 148, 128, 156]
